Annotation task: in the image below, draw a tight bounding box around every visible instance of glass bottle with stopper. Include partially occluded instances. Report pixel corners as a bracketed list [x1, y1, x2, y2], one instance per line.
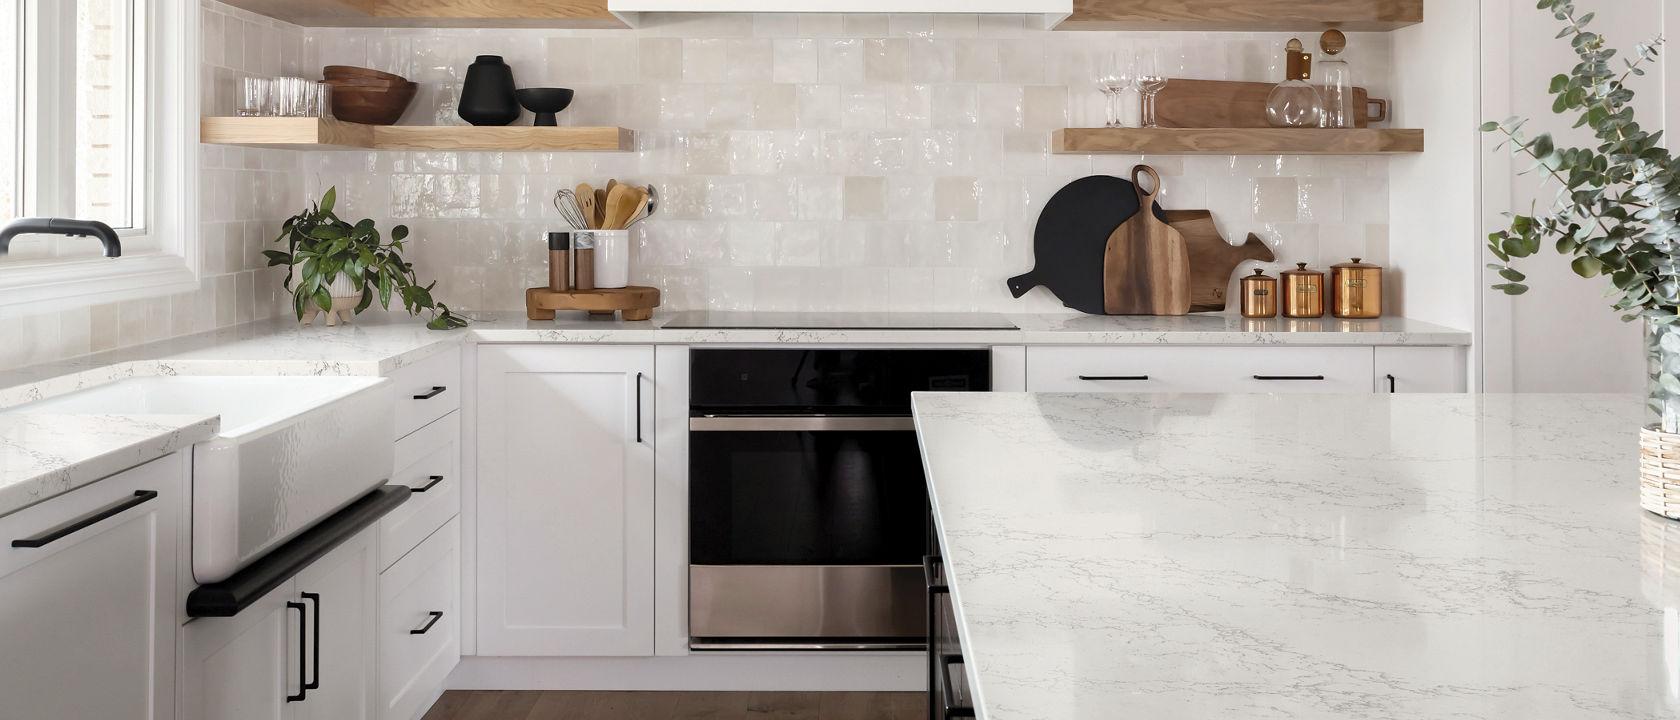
[1317, 30, 1355, 128]
[1266, 38, 1324, 128]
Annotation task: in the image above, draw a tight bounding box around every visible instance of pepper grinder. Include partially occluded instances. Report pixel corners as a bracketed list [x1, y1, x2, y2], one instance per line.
[547, 232, 571, 291]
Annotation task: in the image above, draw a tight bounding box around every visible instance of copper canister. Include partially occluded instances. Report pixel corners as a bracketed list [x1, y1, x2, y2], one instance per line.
[1331, 258, 1383, 319]
[1281, 262, 1325, 318]
[1240, 269, 1278, 318]
[546, 232, 571, 291]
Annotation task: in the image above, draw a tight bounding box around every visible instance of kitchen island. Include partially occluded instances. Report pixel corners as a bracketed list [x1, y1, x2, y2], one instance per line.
[913, 392, 1678, 719]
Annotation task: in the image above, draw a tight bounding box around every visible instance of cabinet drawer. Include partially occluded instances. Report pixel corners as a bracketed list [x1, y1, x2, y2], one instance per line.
[390, 350, 462, 441]
[377, 518, 459, 720]
[1374, 347, 1466, 393]
[379, 412, 460, 572]
[1027, 346, 1375, 394]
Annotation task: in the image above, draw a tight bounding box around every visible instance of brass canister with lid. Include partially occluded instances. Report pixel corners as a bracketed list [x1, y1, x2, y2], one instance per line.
[1281, 262, 1325, 318]
[1331, 258, 1383, 318]
[1240, 269, 1278, 318]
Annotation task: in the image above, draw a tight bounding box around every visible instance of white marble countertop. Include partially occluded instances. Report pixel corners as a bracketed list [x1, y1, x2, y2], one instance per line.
[914, 392, 1676, 719]
[0, 414, 218, 517]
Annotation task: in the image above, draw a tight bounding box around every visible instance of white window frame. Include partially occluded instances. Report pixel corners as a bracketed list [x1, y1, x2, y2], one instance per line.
[0, 0, 197, 318]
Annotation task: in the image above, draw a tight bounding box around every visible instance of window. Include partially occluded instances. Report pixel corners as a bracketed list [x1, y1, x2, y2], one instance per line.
[0, 0, 195, 312]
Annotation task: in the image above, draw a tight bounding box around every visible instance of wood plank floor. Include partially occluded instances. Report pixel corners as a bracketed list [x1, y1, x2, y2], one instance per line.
[421, 691, 925, 720]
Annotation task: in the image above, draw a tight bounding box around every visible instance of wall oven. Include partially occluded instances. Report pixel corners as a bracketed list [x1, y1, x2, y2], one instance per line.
[687, 348, 991, 651]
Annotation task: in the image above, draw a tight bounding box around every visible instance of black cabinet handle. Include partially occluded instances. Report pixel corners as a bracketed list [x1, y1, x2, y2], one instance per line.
[412, 386, 446, 400]
[1078, 375, 1149, 381]
[1386, 374, 1397, 393]
[923, 555, 949, 594]
[12, 490, 157, 548]
[1253, 375, 1326, 381]
[413, 475, 444, 492]
[635, 372, 645, 444]
[286, 601, 308, 703]
[301, 592, 321, 693]
[410, 610, 444, 635]
[939, 653, 976, 717]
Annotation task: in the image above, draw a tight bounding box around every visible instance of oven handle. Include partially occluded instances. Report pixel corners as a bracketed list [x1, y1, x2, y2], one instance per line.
[689, 416, 915, 432]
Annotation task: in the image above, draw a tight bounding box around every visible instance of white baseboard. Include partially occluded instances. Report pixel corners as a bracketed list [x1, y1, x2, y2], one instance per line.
[446, 653, 926, 692]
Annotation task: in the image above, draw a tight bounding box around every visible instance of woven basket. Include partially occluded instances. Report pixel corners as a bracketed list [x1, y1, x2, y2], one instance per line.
[1640, 426, 1680, 519]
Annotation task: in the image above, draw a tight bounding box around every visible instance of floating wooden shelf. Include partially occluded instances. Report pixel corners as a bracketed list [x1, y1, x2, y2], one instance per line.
[200, 117, 635, 152]
[215, 0, 629, 28]
[1054, 0, 1422, 31]
[1052, 128, 1425, 156]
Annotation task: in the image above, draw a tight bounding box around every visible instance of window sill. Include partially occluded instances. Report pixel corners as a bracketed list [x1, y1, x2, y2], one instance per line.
[0, 253, 198, 318]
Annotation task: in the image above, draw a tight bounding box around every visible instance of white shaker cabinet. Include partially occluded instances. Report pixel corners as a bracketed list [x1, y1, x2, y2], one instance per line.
[1374, 347, 1468, 393]
[0, 453, 185, 720]
[476, 345, 656, 657]
[180, 527, 378, 720]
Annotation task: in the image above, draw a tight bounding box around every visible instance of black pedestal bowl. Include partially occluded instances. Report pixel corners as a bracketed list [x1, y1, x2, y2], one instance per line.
[515, 88, 575, 127]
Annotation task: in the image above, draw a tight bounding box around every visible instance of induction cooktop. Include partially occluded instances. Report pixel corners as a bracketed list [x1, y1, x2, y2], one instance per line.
[661, 312, 1018, 331]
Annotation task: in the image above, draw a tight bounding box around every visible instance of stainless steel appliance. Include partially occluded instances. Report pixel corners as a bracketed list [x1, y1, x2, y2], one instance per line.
[687, 347, 992, 651]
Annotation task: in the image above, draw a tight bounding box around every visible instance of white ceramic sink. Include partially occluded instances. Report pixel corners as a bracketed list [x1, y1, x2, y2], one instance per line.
[9, 376, 395, 583]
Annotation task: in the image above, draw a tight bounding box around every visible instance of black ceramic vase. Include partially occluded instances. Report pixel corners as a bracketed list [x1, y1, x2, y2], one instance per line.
[458, 55, 520, 127]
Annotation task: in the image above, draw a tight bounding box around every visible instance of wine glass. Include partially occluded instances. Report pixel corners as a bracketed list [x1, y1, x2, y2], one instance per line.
[1095, 53, 1128, 129]
[1136, 47, 1168, 128]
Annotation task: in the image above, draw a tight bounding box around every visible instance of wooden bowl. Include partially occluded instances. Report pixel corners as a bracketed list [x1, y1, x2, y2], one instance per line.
[323, 65, 409, 84]
[328, 81, 418, 126]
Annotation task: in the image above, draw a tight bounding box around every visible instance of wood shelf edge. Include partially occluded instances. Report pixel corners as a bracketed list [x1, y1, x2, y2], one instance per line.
[200, 117, 635, 152]
[1052, 128, 1426, 155]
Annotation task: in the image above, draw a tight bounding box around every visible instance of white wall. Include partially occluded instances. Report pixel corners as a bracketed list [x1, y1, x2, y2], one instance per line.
[1481, 0, 1669, 392]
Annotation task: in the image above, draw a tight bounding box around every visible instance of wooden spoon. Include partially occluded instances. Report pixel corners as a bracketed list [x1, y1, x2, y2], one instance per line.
[593, 188, 609, 228]
[603, 184, 637, 230]
[575, 183, 597, 229]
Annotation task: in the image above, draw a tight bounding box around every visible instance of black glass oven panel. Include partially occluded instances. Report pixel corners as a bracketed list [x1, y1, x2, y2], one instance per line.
[690, 430, 929, 565]
[690, 349, 991, 415]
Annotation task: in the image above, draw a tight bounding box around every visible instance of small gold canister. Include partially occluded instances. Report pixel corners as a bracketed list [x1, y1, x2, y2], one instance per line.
[1331, 258, 1383, 319]
[1240, 269, 1278, 318]
[1281, 262, 1325, 318]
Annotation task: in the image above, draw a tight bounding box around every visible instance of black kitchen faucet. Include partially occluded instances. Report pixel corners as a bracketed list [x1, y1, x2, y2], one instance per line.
[0, 217, 122, 257]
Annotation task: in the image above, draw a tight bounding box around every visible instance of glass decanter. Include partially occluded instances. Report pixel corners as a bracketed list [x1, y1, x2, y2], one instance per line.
[1266, 38, 1324, 128]
[1318, 30, 1355, 128]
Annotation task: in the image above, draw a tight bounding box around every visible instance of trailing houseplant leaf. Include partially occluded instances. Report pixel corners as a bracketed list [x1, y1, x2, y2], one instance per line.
[274, 187, 468, 330]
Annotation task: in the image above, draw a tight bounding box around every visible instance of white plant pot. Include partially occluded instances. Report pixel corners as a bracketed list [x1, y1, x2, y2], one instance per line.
[300, 274, 362, 327]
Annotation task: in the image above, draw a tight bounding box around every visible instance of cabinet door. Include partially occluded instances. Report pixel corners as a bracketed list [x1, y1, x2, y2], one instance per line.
[0, 453, 184, 720]
[181, 582, 298, 720]
[477, 345, 656, 656]
[292, 528, 379, 720]
[1374, 347, 1467, 393]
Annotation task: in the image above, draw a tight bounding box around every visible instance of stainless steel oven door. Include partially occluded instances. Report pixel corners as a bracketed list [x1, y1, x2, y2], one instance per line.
[689, 565, 926, 651]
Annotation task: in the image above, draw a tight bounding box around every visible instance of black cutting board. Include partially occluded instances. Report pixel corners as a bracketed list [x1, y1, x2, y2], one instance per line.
[1007, 175, 1169, 315]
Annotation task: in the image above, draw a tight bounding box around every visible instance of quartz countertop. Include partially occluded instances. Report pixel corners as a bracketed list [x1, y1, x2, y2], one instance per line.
[0, 310, 1467, 517]
[0, 413, 218, 517]
[913, 392, 1674, 719]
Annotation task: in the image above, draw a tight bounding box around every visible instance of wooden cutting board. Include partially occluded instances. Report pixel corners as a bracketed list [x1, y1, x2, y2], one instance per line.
[1008, 175, 1167, 315]
[1154, 78, 1387, 129]
[1164, 210, 1277, 312]
[1104, 166, 1191, 316]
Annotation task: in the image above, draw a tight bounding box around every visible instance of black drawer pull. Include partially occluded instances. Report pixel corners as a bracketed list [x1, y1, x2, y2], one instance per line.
[413, 386, 447, 400]
[635, 372, 645, 444]
[12, 490, 158, 548]
[411, 610, 445, 635]
[923, 555, 949, 594]
[1386, 374, 1397, 393]
[301, 592, 321, 692]
[939, 653, 976, 717]
[1078, 375, 1149, 381]
[286, 600, 308, 702]
[413, 475, 444, 492]
[1253, 375, 1326, 381]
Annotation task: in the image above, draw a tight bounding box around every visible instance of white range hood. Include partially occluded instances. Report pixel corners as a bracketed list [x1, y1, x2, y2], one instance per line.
[608, 0, 1071, 21]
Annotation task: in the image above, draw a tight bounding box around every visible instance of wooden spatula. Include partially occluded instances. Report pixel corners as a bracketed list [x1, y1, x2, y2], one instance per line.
[593, 188, 608, 228]
[575, 184, 598, 229]
[603, 183, 643, 230]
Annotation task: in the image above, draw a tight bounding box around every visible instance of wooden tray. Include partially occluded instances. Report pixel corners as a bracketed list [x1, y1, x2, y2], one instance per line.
[1154, 79, 1386, 129]
[526, 286, 660, 321]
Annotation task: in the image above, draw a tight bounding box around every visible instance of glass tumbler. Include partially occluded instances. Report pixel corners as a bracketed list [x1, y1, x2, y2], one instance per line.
[238, 77, 270, 117]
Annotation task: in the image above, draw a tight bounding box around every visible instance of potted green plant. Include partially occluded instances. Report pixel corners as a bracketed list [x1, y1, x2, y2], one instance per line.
[264, 187, 467, 330]
[1481, 1, 1677, 515]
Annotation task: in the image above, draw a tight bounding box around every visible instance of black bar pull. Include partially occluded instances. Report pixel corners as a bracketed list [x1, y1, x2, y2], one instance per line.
[410, 611, 444, 635]
[301, 592, 321, 692]
[1253, 375, 1326, 381]
[1386, 374, 1397, 393]
[635, 372, 645, 444]
[413, 475, 444, 492]
[940, 653, 977, 717]
[1078, 375, 1149, 381]
[12, 490, 157, 548]
[286, 601, 308, 702]
[413, 386, 447, 400]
